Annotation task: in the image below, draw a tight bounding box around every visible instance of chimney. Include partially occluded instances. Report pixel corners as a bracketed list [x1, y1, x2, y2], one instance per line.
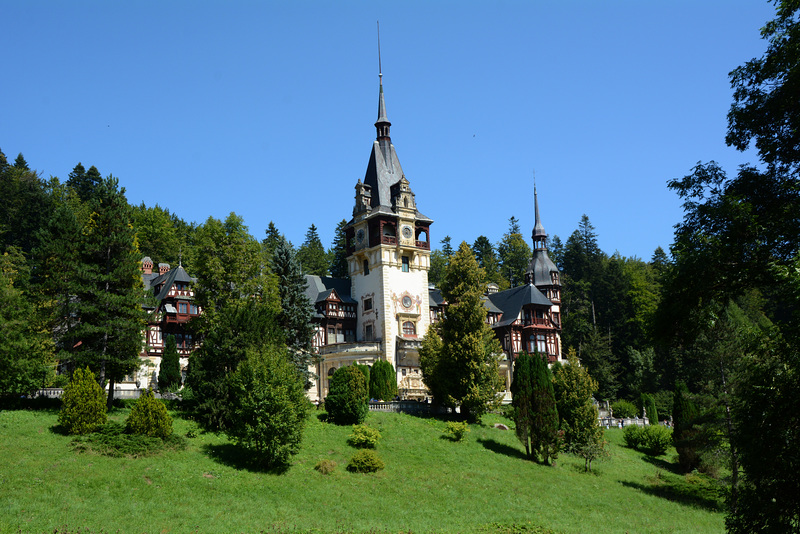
[158, 263, 170, 275]
[141, 257, 153, 275]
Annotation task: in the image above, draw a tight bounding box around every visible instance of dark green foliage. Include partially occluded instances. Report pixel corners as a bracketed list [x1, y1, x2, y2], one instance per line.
[551, 349, 603, 455]
[623, 425, 645, 449]
[71, 422, 186, 458]
[0, 248, 53, 395]
[346, 449, 384, 473]
[158, 335, 181, 391]
[66, 163, 102, 202]
[420, 242, 502, 422]
[726, 0, 800, 172]
[328, 219, 349, 279]
[672, 382, 701, 472]
[272, 235, 316, 389]
[0, 156, 53, 255]
[347, 424, 381, 448]
[325, 365, 369, 425]
[226, 347, 309, 468]
[640, 393, 658, 423]
[130, 203, 186, 268]
[511, 352, 535, 458]
[126, 389, 173, 439]
[428, 248, 447, 288]
[186, 298, 282, 431]
[296, 223, 328, 276]
[611, 399, 638, 419]
[59, 367, 107, 435]
[444, 421, 470, 442]
[497, 217, 531, 287]
[529, 352, 560, 464]
[369, 359, 398, 401]
[473, 235, 505, 288]
[68, 176, 147, 407]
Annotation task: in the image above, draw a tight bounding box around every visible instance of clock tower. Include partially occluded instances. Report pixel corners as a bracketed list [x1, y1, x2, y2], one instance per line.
[343, 71, 433, 393]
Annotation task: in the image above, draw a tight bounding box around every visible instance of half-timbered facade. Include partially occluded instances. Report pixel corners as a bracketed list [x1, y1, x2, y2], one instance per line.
[136, 258, 200, 389]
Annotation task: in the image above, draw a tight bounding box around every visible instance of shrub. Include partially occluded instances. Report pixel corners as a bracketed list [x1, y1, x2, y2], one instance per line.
[226, 347, 309, 468]
[126, 389, 173, 439]
[314, 459, 337, 475]
[347, 424, 381, 448]
[58, 367, 107, 435]
[611, 399, 638, 419]
[347, 449, 384, 473]
[325, 365, 368, 425]
[623, 425, 645, 449]
[623, 424, 672, 456]
[71, 421, 186, 458]
[444, 421, 470, 442]
[640, 425, 672, 456]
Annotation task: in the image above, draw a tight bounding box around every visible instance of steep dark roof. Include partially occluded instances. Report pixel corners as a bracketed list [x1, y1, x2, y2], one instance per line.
[527, 250, 559, 287]
[487, 284, 553, 328]
[152, 265, 195, 301]
[428, 287, 445, 307]
[304, 275, 356, 305]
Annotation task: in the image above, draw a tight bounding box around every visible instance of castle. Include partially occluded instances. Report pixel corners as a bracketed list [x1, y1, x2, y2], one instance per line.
[132, 72, 563, 401]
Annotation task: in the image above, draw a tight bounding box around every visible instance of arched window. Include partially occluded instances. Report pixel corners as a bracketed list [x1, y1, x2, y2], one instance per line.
[402, 321, 416, 336]
[327, 367, 336, 377]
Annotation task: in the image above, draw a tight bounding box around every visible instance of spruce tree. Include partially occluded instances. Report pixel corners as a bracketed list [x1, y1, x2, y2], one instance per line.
[328, 219, 349, 279]
[297, 223, 328, 276]
[420, 241, 502, 422]
[158, 335, 181, 391]
[552, 348, 603, 455]
[272, 235, 316, 389]
[497, 216, 531, 287]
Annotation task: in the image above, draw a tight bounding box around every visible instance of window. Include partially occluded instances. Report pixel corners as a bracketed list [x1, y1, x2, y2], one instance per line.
[402, 256, 409, 272]
[364, 298, 372, 311]
[402, 321, 416, 336]
[190, 304, 198, 315]
[537, 334, 547, 354]
[365, 324, 374, 341]
[363, 260, 369, 275]
[179, 302, 188, 314]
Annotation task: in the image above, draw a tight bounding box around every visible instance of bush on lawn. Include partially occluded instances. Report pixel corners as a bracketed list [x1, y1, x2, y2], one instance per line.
[58, 367, 107, 435]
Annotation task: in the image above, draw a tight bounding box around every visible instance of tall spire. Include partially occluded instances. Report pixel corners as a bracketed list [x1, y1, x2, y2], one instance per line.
[532, 179, 546, 250]
[375, 21, 391, 140]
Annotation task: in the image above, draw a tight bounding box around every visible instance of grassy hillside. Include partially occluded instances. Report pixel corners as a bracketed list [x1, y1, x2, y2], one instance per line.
[0, 404, 725, 533]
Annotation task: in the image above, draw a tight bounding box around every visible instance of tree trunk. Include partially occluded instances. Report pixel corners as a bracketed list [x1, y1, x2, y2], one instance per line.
[106, 376, 116, 411]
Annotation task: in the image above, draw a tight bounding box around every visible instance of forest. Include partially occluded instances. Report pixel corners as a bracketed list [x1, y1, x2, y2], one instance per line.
[1, 2, 799, 531]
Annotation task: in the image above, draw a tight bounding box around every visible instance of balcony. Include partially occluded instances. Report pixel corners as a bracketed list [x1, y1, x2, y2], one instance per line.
[319, 341, 381, 356]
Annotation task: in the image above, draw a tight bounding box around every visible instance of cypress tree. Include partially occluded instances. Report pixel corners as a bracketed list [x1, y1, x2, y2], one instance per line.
[369, 359, 398, 401]
[158, 335, 181, 391]
[529, 351, 560, 465]
[673, 381, 701, 472]
[326, 365, 368, 425]
[511, 352, 535, 458]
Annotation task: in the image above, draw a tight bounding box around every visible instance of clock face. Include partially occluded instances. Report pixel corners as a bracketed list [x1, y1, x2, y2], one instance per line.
[402, 225, 412, 239]
[402, 295, 413, 309]
[356, 229, 365, 243]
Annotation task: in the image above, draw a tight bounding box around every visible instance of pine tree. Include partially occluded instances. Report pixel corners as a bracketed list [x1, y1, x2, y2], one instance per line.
[70, 176, 146, 408]
[420, 241, 502, 422]
[13, 153, 29, 170]
[158, 335, 181, 391]
[297, 223, 328, 276]
[66, 163, 103, 202]
[473, 235, 506, 288]
[272, 235, 316, 389]
[262, 221, 283, 260]
[328, 219, 349, 279]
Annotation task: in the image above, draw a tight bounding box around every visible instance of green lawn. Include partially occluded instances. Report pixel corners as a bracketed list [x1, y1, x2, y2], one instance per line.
[0, 405, 725, 533]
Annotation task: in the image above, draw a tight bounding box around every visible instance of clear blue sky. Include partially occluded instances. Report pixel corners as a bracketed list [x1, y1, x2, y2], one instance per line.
[1, 1, 775, 261]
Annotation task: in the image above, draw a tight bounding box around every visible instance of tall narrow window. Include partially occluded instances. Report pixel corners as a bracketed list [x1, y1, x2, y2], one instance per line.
[365, 324, 374, 341]
[363, 259, 369, 275]
[402, 256, 409, 272]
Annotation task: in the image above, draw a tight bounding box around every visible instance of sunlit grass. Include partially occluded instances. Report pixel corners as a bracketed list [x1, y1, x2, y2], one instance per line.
[0, 405, 725, 533]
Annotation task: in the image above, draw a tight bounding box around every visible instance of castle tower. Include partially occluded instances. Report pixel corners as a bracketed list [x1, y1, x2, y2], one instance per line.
[344, 70, 434, 387]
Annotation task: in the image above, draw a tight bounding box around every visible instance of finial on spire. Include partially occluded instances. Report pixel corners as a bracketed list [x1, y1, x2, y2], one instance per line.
[377, 21, 383, 84]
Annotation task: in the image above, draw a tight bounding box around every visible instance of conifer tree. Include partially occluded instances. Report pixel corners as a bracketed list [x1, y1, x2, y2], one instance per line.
[262, 221, 283, 260]
[529, 351, 560, 464]
[297, 223, 328, 276]
[70, 176, 146, 408]
[325, 365, 369, 425]
[511, 352, 535, 458]
[497, 216, 531, 287]
[328, 219, 349, 279]
[552, 349, 603, 453]
[420, 241, 502, 422]
[158, 335, 181, 391]
[369, 359, 398, 401]
[272, 235, 316, 389]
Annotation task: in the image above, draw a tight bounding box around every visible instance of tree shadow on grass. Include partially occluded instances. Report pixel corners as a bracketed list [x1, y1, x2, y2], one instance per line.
[641, 454, 682, 475]
[620, 478, 723, 512]
[201, 443, 290, 475]
[477, 438, 529, 461]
